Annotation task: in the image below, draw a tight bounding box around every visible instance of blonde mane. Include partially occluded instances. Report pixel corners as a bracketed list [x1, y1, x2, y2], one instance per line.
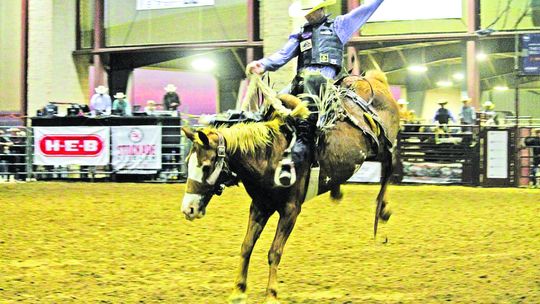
[202, 119, 281, 155]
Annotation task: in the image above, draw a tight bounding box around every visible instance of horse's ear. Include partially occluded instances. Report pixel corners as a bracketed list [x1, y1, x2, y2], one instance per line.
[197, 131, 210, 147]
[181, 127, 196, 141]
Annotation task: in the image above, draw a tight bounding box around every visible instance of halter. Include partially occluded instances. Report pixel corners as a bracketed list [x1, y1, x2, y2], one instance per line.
[206, 133, 227, 185]
[203, 132, 239, 198]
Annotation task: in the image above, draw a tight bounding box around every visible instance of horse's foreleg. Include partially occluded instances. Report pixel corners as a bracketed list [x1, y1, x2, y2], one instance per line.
[228, 202, 271, 304]
[264, 203, 300, 303]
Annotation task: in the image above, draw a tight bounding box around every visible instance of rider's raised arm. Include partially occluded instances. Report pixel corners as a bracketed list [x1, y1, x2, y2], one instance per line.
[334, 0, 384, 44]
[257, 34, 301, 72]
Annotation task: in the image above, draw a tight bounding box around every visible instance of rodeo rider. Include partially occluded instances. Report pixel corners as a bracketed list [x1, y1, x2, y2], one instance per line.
[246, 0, 384, 187]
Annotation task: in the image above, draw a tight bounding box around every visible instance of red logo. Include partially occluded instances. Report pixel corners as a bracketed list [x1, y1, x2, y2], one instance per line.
[39, 135, 104, 156]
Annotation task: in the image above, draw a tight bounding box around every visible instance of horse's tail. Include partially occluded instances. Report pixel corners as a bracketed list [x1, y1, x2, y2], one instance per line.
[365, 70, 389, 86]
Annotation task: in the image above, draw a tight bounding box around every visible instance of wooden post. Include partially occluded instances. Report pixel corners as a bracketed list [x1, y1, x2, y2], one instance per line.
[92, 0, 106, 88]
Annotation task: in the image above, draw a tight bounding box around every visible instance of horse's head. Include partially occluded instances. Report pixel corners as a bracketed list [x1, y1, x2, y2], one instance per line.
[181, 127, 235, 220]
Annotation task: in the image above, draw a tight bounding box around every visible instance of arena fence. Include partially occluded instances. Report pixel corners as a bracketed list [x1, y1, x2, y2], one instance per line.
[1, 123, 539, 187]
[517, 121, 540, 187]
[396, 124, 481, 185]
[0, 125, 187, 183]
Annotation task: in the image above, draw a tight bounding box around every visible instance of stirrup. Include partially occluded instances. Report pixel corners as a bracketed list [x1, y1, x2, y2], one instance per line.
[274, 158, 296, 187]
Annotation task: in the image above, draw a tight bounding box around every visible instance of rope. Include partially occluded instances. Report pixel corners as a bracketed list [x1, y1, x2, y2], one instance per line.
[240, 74, 296, 117]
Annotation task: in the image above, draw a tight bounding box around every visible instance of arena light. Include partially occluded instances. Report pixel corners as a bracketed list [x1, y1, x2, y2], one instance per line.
[452, 72, 465, 81]
[436, 80, 453, 87]
[408, 65, 428, 73]
[494, 85, 509, 91]
[477, 52, 488, 61]
[191, 58, 216, 72]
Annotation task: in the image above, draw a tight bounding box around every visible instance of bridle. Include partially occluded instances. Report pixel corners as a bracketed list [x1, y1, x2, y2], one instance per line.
[198, 132, 239, 209]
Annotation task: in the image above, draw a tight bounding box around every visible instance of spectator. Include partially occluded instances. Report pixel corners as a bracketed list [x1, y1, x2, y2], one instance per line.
[397, 99, 413, 122]
[459, 98, 476, 132]
[163, 84, 181, 111]
[524, 128, 540, 187]
[112, 92, 132, 116]
[433, 100, 456, 125]
[90, 85, 112, 116]
[482, 100, 498, 125]
[144, 100, 158, 115]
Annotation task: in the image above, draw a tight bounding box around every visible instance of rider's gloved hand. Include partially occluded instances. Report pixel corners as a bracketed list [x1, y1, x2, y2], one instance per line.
[246, 61, 265, 75]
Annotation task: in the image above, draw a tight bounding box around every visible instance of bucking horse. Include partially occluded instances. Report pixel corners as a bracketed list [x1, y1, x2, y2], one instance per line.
[180, 70, 400, 304]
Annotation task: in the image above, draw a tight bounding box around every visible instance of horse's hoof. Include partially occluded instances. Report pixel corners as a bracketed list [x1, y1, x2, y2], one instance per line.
[379, 207, 392, 222]
[330, 187, 343, 202]
[227, 293, 247, 304]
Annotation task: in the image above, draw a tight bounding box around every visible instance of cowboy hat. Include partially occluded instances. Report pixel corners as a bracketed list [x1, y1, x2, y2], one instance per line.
[289, 0, 336, 18]
[95, 85, 108, 94]
[397, 99, 409, 105]
[437, 100, 448, 105]
[164, 84, 177, 92]
[483, 100, 495, 109]
[113, 92, 126, 99]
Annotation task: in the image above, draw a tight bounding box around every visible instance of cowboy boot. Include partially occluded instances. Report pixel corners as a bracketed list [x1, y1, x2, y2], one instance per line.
[276, 117, 316, 187]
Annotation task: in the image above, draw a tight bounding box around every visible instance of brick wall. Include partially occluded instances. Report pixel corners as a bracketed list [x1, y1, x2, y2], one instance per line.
[27, 0, 89, 117]
[260, 0, 296, 90]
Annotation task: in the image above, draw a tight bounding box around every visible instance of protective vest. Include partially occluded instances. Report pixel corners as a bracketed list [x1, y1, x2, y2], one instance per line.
[435, 108, 450, 124]
[297, 17, 344, 73]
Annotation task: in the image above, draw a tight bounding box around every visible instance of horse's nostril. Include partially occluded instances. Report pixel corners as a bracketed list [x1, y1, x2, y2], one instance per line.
[190, 207, 195, 214]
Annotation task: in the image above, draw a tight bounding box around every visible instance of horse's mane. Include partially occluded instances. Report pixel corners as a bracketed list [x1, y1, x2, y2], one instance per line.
[201, 119, 281, 155]
[198, 97, 310, 155]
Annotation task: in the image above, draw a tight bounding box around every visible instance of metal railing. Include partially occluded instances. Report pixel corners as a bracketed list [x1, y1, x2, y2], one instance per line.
[0, 125, 188, 183]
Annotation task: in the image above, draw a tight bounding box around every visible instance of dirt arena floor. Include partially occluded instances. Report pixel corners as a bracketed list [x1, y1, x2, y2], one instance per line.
[0, 183, 538, 303]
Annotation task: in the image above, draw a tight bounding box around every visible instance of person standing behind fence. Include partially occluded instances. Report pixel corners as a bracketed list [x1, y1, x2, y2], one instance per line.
[459, 98, 476, 132]
[433, 100, 456, 130]
[90, 85, 112, 116]
[524, 128, 540, 187]
[482, 100, 498, 126]
[112, 92, 132, 116]
[163, 84, 181, 111]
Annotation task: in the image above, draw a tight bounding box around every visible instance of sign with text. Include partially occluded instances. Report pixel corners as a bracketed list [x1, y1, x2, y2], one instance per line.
[34, 127, 110, 166]
[348, 162, 381, 183]
[521, 34, 540, 75]
[136, 0, 214, 10]
[369, 0, 462, 22]
[487, 131, 508, 179]
[111, 126, 161, 171]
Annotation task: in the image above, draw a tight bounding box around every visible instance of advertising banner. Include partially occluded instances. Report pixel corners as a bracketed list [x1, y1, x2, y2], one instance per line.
[521, 34, 540, 75]
[137, 0, 214, 10]
[111, 126, 161, 171]
[33, 127, 110, 166]
[487, 131, 508, 179]
[402, 162, 463, 184]
[348, 162, 381, 183]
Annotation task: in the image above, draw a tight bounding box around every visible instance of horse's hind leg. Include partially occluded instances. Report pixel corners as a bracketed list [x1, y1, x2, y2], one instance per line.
[228, 201, 272, 304]
[374, 154, 393, 237]
[264, 201, 301, 304]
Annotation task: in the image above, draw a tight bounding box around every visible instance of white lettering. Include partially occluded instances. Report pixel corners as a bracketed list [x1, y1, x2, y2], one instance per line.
[45, 140, 61, 151]
[64, 140, 79, 152]
[84, 140, 99, 152]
